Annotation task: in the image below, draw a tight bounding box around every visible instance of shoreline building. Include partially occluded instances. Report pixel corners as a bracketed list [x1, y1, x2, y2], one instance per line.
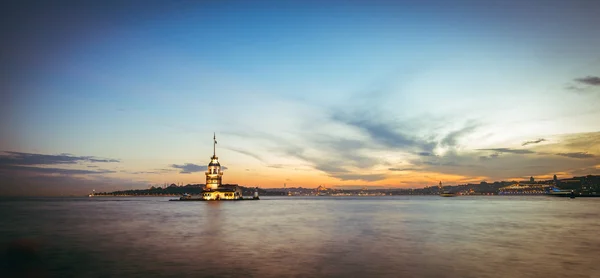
[498, 182, 549, 195]
[201, 133, 243, 200]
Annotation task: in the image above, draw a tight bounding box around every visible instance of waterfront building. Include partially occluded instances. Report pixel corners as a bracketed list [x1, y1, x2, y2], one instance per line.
[555, 176, 600, 193]
[498, 182, 549, 195]
[200, 133, 243, 200]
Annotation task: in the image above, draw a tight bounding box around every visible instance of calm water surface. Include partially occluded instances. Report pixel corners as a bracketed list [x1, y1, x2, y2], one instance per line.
[1, 196, 599, 278]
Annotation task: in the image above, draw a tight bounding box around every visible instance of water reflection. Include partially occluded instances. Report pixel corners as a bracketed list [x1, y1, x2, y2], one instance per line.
[1, 196, 599, 277]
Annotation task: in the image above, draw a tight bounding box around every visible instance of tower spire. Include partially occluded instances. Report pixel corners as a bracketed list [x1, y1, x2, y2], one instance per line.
[206, 133, 222, 190]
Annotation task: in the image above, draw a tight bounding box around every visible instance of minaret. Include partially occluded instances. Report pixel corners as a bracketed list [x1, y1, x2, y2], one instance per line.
[205, 133, 223, 190]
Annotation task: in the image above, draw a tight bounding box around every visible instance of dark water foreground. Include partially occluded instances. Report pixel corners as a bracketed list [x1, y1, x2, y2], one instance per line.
[1, 196, 599, 278]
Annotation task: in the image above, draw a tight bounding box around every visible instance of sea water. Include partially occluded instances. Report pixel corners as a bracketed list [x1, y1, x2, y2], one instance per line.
[1, 196, 599, 277]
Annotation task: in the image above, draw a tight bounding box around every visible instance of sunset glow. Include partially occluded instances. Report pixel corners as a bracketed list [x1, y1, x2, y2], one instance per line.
[2, 0, 600, 195]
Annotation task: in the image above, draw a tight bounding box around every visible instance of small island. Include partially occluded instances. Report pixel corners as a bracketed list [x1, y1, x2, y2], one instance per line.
[170, 133, 258, 201]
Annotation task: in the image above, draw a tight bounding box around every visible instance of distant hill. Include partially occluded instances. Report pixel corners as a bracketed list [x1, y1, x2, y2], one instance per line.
[96, 184, 286, 196]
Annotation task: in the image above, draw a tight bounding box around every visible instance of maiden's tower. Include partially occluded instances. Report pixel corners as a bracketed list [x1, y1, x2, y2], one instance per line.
[172, 133, 256, 201]
[199, 133, 243, 200]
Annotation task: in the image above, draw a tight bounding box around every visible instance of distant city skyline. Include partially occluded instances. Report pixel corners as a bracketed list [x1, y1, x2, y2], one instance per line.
[1, 0, 600, 195]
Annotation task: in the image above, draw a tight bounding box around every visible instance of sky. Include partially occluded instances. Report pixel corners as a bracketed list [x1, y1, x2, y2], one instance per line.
[1, 0, 600, 195]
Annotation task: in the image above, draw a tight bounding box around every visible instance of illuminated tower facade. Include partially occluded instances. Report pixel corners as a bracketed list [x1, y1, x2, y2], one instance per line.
[205, 133, 223, 190]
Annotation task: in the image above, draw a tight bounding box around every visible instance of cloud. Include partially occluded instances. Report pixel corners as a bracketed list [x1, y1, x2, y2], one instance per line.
[555, 152, 595, 159]
[522, 138, 546, 146]
[413, 150, 472, 168]
[251, 134, 386, 181]
[408, 130, 600, 181]
[226, 113, 480, 183]
[440, 123, 479, 148]
[330, 111, 436, 153]
[388, 167, 419, 171]
[477, 148, 535, 154]
[308, 139, 385, 181]
[171, 163, 206, 173]
[566, 85, 586, 92]
[568, 76, 600, 93]
[569, 166, 600, 176]
[0, 151, 120, 166]
[575, 76, 600, 86]
[224, 147, 265, 162]
[334, 173, 387, 182]
[421, 161, 461, 167]
[170, 163, 228, 174]
[479, 152, 501, 161]
[1, 165, 116, 175]
[0, 151, 121, 180]
[87, 158, 120, 163]
[119, 169, 174, 175]
[130, 171, 160, 174]
[128, 168, 175, 174]
[223, 98, 598, 184]
[560, 131, 600, 150]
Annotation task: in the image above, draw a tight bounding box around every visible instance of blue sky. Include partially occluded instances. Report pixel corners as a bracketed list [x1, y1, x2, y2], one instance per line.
[1, 0, 600, 195]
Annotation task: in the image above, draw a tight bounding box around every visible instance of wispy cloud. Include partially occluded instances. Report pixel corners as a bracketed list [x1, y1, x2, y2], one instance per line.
[330, 111, 436, 153]
[129, 170, 167, 174]
[224, 97, 599, 184]
[1, 165, 116, 175]
[334, 173, 387, 182]
[171, 163, 206, 174]
[566, 85, 586, 92]
[440, 123, 479, 148]
[0, 151, 120, 166]
[555, 152, 595, 159]
[228, 109, 483, 183]
[479, 152, 500, 161]
[238, 132, 388, 181]
[223, 147, 265, 163]
[477, 148, 535, 155]
[570, 165, 600, 176]
[170, 163, 228, 174]
[388, 167, 419, 172]
[568, 76, 600, 93]
[522, 138, 546, 146]
[123, 168, 177, 175]
[575, 76, 600, 86]
[561, 131, 600, 150]
[409, 131, 600, 181]
[0, 151, 121, 177]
